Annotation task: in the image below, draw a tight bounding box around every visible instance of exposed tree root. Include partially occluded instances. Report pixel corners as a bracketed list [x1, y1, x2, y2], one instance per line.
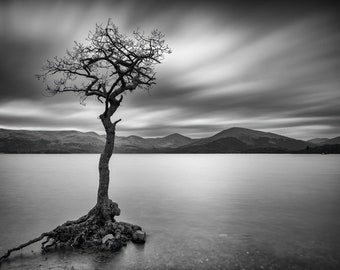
[0, 200, 145, 262]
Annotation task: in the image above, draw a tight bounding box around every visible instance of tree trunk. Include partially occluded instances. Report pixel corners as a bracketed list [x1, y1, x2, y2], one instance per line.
[95, 114, 120, 221]
[97, 117, 114, 205]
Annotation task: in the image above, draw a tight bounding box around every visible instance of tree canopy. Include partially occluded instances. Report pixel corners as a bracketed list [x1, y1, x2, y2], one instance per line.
[37, 20, 171, 117]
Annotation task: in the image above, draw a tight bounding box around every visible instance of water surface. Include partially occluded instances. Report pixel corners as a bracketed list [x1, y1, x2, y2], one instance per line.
[0, 154, 339, 269]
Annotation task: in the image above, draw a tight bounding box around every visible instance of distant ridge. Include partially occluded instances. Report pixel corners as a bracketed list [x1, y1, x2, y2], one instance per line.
[177, 127, 310, 153]
[0, 127, 339, 153]
[307, 137, 340, 147]
[307, 138, 329, 145]
[323, 136, 340, 145]
[0, 128, 105, 153]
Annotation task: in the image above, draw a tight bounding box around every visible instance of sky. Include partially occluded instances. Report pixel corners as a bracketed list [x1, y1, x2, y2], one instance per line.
[0, 0, 339, 139]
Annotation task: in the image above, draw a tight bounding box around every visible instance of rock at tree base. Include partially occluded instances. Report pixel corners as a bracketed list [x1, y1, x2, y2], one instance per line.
[101, 238, 123, 252]
[102, 234, 114, 244]
[132, 230, 146, 244]
[0, 202, 146, 261]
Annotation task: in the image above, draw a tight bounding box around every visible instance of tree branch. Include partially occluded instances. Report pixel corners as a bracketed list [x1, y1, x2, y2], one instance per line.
[113, 119, 122, 126]
[37, 19, 171, 115]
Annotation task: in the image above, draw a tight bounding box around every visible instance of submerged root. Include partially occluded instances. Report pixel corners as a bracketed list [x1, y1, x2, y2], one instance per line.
[0, 201, 145, 262]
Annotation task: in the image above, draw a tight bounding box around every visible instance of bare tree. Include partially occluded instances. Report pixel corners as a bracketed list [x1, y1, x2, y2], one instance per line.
[0, 20, 170, 260]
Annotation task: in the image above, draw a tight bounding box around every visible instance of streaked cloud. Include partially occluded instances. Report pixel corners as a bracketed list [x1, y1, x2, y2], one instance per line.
[0, 0, 339, 139]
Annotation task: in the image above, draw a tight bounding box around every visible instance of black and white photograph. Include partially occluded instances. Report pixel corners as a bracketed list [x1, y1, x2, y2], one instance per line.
[0, 0, 339, 269]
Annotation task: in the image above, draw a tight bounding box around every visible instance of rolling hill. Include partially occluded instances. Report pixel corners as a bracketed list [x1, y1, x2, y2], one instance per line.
[323, 136, 340, 145]
[115, 133, 193, 152]
[177, 127, 310, 153]
[307, 138, 329, 145]
[1, 127, 339, 153]
[0, 128, 193, 153]
[0, 129, 105, 153]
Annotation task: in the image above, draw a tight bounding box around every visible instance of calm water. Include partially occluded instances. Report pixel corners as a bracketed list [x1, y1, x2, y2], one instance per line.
[0, 154, 339, 269]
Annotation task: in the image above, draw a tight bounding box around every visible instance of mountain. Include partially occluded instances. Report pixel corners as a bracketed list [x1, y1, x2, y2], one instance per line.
[147, 133, 193, 148]
[114, 133, 193, 152]
[0, 129, 193, 153]
[307, 136, 340, 146]
[115, 135, 154, 152]
[307, 138, 329, 145]
[1, 127, 339, 153]
[0, 129, 105, 153]
[323, 136, 340, 145]
[176, 137, 250, 153]
[179, 127, 310, 153]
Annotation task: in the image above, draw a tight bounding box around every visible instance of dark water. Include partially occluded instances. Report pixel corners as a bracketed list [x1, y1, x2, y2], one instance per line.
[0, 154, 339, 269]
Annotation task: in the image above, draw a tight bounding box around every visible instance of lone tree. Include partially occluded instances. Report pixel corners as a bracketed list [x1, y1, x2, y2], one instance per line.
[0, 20, 170, 260]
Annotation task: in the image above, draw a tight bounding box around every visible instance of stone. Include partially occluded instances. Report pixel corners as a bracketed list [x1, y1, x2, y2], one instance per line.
[115, 233, 121, 240]
[132, 225, 142, 231]
[102, 234, 114, 244]
[132, 230, 146, 244]
[107, 239, 122, 251]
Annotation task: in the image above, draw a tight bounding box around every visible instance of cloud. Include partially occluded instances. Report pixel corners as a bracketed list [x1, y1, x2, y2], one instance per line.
[0, 0, 339, 139]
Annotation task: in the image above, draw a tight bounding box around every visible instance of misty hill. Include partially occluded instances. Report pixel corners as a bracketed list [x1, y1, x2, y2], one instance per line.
[307, 136, 340, 148]
[323, 136, 340, 145]
[1, 127, 339, 153]
[0, 129, 193, 153]
[307, 138, 329, 145]
[177, 127, 310, 153]
[148, 133, 193, 148]
[115, 133, 193, 152]
[115, 135, 154, 152]
[0, 129, 105, 153]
